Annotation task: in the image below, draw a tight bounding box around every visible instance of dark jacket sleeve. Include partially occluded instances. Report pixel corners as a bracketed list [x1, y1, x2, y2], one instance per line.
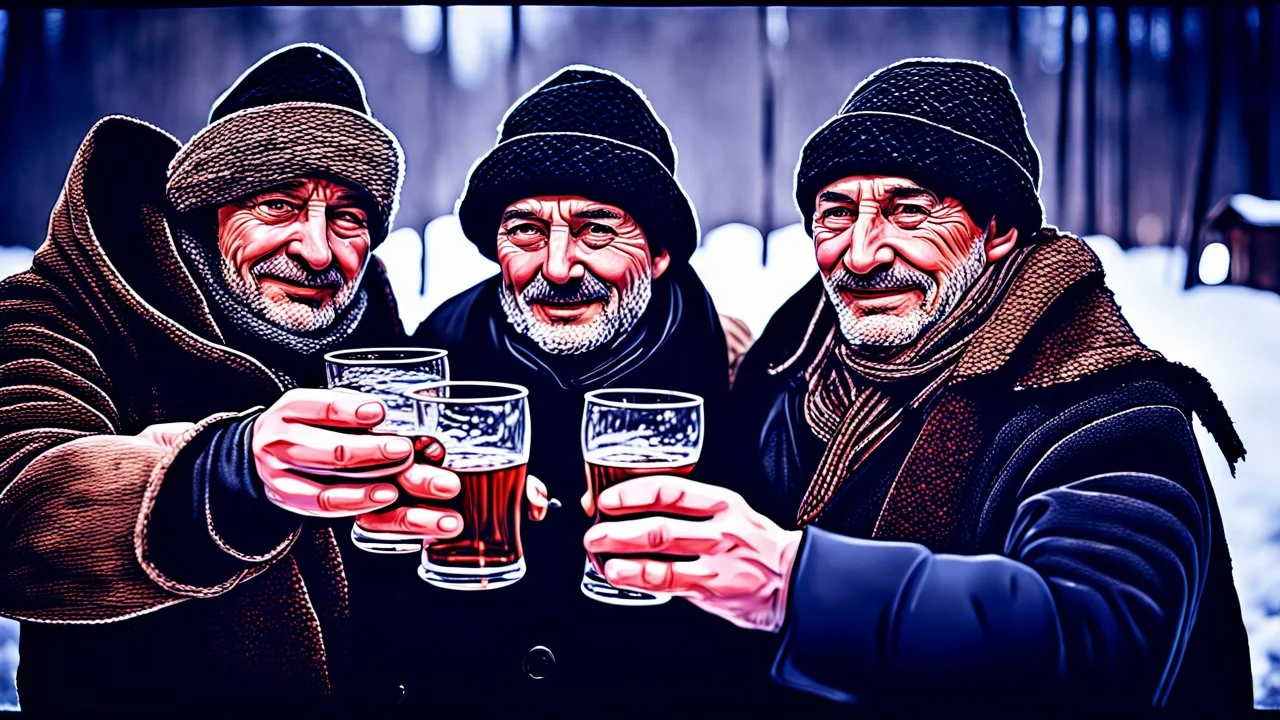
[772, 405, 1212, 710]
[145, 410, 303, 588]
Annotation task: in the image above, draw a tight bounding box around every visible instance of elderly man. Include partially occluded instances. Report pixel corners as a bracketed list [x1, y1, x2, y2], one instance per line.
[586, 58, 1254, 713]
[395, 65, 734, 712]
[0, 44, 498, 713]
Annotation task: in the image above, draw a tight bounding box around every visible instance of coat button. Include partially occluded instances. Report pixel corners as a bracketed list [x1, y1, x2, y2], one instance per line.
[523, 645, 555, 679]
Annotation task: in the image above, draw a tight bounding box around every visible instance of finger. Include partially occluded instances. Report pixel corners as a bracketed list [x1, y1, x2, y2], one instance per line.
[261, 424, 414, 476]
[580, 490, 595, 517]
[354, 505, 464, 540]
[597, 475, 732, 519]
[583, 517, 729, 556]
[273, 388, 387, 429]
[602, 558, 717, 595]
[397, 463, 461, 500]
[262, 475, 399, 518]
[528, 475, 549, 522]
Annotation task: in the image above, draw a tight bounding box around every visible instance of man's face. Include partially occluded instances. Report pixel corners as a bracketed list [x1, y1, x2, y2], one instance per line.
[811, 175, 995, 348]
[216, 177, 373, 332]
[496, 196, 671, 354]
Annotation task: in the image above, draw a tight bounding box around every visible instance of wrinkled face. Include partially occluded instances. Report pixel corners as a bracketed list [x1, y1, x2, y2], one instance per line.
[216, 177, 373, 332]
[811, 175, 995, 347]
[496, 196, 671, 354]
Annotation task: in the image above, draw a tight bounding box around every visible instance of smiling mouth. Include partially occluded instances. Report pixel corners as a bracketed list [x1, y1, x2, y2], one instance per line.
[530, 299, 605, 324]
[259, 277, 338, 304]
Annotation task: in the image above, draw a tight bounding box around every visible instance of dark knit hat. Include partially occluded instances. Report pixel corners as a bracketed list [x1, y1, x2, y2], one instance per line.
[166, 43, 404, 244]
[796, 57, 1045, 241]
[457, 65, 699, 264]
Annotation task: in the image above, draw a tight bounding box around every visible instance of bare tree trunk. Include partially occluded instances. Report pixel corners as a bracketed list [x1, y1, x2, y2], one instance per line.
[508, 6, 521, 107]
[1084, 6, 1099, 235]
[758, 6, 778, 265]
[1184, 6, 1225, 290]
[1056, 6, 1076, 226]
[1118, 5, 1133, 246]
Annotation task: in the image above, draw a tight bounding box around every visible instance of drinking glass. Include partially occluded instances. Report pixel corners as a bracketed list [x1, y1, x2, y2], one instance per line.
[324, 347, 450, 553]
[580, 388, 704, 606]
[412, 381, 531, 591]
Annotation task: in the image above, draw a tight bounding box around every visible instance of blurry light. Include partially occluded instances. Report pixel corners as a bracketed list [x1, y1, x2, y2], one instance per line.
[1128, 9, 1146, 48]
[1150, 9, 1172, 61]
[1246, 6, 1260, 32]
[765, 7, 789, 48]
[1039, 7, 1066, 74]
[402, 6, 443, 55]
[1097, 7, 1115, 43]
[448, 5, 513, 91]
[1198, 243, 1231, 286]
[1071, 6, 1088, 44]
[521, 6, 572, 51]
[1182, 8, 1202, 45]
[1136, 213, 1166, 247]
[0, 10, 7, 89]
[44, 8, 64, 54]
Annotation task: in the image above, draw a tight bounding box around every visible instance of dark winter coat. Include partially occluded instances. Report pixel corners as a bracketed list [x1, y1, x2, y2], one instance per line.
[723, 234, 1254, 714]
[343, 265, 736, 714]
[0, 116, 407, 715]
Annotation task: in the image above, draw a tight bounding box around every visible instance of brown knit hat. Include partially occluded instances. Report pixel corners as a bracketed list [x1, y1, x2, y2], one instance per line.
[166, 43, 404, 244]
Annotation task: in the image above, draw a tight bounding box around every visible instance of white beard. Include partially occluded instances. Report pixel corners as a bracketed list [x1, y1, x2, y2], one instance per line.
[219, 253, 363, 333]
[823, 232, 988, 347]
[499, 267, 653, 355]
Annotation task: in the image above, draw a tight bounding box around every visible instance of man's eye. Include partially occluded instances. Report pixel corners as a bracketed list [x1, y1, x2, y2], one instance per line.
[508, 223, 546, 238]
[258, 200, 296, 214]
[584, 222, 617, 236]
[333, 210, 367, 228]
[896, 204, 928, 216]
[820, 207, 853, 219]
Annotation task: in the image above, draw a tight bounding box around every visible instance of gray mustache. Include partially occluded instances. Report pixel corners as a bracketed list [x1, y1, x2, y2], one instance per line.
[522, 271, 611, 304]
[251, 253, 346, 288]
[827, 264, 935, 294]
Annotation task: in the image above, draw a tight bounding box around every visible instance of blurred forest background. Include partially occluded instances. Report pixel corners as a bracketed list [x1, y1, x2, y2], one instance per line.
[1, 4, 1279, 712]
[0, 5, 1277, 256]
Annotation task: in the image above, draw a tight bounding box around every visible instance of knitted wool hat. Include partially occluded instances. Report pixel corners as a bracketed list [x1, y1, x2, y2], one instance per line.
[795, 58, 1045, 241]
[456, 65, 699, 264]
[166, 43, 404, 245]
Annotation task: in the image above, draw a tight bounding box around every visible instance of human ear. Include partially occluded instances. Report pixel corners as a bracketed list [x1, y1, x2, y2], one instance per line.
[651, 248, 672, 280]
[984, 217, 1018, 263]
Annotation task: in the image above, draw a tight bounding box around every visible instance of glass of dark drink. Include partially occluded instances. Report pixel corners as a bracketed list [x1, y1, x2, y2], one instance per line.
[580, 388, 704, 606]
[410, 381, 531, 591]
[324, 348, 450, 554]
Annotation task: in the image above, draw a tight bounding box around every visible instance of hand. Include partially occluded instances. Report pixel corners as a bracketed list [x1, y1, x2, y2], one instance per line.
[583, 475, 803, 633]
[354, 435, 552, 541]
[252, 388, 419, 519]
[136, 421, 197, 449]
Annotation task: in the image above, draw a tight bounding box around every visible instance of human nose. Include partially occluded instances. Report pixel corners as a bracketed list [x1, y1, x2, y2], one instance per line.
[842, 211, 896, 275]
[289, 201, 335, 271]
[542, 223, 583, 284]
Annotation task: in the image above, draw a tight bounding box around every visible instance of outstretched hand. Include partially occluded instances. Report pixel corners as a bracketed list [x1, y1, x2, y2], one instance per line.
[583, 475, 802, 633]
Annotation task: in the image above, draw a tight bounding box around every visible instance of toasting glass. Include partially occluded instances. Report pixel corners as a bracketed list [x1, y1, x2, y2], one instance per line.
[412, 381, 532, 591]
[580, 388, 704, 606]
[323, 347, 450, 554]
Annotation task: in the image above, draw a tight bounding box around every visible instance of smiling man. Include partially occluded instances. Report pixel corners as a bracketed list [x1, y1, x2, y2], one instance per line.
[408, 65, 735, 714]
[0, 44, 483, 713]
[586, 58, 1254, 714]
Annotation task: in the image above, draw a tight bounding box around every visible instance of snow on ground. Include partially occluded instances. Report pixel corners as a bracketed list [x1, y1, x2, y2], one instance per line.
[1, 226, 1278, 708]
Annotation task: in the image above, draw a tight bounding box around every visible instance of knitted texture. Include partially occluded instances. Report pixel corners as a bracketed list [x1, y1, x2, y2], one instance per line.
[166, 103, 402, 244]
[458, 65, 699, 264]
[797, 58, 1045, 240]
[0, 115, 350, 708]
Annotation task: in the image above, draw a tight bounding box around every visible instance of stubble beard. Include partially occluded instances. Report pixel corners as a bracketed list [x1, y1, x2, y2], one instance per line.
[500, 267, 653, 355]
[219, 253, 363, 333]
[823, 231, 988, 348]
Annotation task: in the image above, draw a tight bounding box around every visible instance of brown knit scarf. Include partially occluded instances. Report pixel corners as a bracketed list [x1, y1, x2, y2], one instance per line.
[796, 241, 1039, 525]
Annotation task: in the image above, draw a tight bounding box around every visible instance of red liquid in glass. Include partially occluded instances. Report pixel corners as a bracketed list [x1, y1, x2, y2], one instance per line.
[424, 449, 527, 569]
[584, 448, 697, 573]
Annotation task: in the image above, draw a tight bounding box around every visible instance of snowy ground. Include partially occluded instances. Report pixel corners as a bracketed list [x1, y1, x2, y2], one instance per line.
[1, 224, 1278, 708]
